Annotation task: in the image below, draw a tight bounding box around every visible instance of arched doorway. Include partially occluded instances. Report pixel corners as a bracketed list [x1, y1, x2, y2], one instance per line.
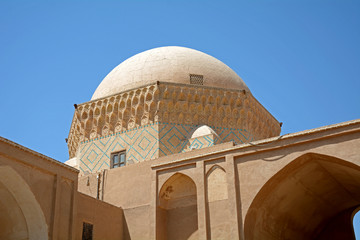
[157, 173, 198, 240]
[244, 153, 360, 240]
[0, 166, 48, 240]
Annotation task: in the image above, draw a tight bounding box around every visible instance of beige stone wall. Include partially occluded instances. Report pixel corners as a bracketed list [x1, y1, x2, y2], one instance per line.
[76, 119, 360, 240]
[0, 136, 124, 240]
[0, 137, 78, 240]
[76, 192, 123, 240]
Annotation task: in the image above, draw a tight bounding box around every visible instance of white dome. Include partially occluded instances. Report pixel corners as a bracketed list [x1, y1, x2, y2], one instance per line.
[91, 46, 249, 100]
[190, 125, 218, 139]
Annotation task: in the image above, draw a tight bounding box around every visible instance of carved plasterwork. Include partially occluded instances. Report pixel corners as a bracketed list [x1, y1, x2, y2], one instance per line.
[67, 82, 280, 158]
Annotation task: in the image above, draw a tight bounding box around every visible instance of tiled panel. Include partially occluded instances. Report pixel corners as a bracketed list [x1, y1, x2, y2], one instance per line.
[158, 123, 253, 156]
[78, 122, 252, 174]
[78, 124, 159, 173]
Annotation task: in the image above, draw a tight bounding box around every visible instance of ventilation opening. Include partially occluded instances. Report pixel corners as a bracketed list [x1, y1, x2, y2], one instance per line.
[190, 74, 204, 85]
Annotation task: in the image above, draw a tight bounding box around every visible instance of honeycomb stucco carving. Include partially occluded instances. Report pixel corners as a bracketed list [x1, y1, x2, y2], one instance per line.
[67, 82, 280, 158]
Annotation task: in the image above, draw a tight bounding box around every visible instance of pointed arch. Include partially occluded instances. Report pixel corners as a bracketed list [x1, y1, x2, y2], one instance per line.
[159, 172, 196, 207]
[206, 165, 228, 202]
[119, 100, 126, 110]
[132, 96, 139, 106]
[157, 172, 198, 240]
[0, 166, 48, 240]
[178, 92, 185, 101]
[206, 165, 230, 239]
[145, 92, 153, 102]
[244, 153, 360, 240]
[106, 104, 113, 113]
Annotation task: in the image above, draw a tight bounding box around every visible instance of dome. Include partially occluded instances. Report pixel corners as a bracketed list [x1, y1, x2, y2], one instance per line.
[91, 46, 249, 100]
[190, 125, 219, 139]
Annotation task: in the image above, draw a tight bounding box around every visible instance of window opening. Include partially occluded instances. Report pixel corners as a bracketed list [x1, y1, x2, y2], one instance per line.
[82, 222, 93, 240]
[190, 74, 204, 85]
[111, 151, 126, 168]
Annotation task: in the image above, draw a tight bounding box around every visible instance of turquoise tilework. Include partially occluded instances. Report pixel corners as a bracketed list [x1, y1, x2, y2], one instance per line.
[157, 123, 253, 157]
[79, 124, 159, 173]
[78, 122, 252, 173]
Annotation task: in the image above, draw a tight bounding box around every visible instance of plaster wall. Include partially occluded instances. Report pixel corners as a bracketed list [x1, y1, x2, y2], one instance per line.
[237, 127, 360, 222]
[77, 120, 360, 240]
[0, 137, 78, 240]
[76, 192, 123, 240]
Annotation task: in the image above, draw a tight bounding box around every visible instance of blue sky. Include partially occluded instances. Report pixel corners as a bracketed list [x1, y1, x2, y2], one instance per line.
[2, 0, 360, 161]
[0, 0, 359, 236]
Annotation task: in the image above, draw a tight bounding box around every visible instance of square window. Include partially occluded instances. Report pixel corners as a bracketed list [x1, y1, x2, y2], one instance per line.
[111, 151, 126, 168]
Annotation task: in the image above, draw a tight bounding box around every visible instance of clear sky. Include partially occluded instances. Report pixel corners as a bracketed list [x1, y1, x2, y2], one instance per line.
[0, 0, 360, 236]
[2, 0, 360, 161]
[1, 0, 360, 160]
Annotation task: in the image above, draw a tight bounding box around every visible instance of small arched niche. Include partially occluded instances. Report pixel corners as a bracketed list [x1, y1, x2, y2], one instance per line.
[157, 173, 198, 240]
[206, 165, 230, 239]
[207, 165, 228, 202]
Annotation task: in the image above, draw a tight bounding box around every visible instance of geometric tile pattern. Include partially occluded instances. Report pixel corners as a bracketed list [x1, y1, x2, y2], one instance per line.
[78, 124, 159, 173]
[158, 123, 253, 155]
[78, 122, 252, 174]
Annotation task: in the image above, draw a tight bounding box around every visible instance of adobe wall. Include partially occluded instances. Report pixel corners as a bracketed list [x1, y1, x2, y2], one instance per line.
[76, 192, 123, 240]
[77, 120, 360, 240]
[238, 121, 360, 222]
[0, 137, 79, 240]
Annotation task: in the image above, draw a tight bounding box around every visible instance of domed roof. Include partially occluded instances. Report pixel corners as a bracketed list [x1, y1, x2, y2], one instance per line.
[91, 46, 249, 100]
[190, 125, 220, 139]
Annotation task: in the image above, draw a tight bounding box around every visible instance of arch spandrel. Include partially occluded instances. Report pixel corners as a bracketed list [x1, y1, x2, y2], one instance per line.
[244, 153, 360, 240]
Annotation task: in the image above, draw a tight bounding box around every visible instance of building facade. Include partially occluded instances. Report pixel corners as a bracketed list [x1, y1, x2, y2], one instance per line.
[1, 46, 360, 240]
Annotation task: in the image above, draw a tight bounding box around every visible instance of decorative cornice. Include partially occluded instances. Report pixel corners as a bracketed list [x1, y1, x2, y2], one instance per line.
[67, 82, 281, 158]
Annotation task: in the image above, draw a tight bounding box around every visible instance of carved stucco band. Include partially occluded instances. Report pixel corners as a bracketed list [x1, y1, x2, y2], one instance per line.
[67, 82, 281, 158]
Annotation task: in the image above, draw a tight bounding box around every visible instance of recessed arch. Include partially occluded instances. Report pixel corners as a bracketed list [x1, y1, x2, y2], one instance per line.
[206, 165, 228, 202]
[157, 173, 198, 240]
[206, 164, 225, 177]
[244, 153, 360, 240]
[206, 165, 230, 239]
[0, 166, 48, 240]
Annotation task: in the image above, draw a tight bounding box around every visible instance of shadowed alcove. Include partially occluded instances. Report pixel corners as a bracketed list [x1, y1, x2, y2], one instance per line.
[244, 153, 360, 240]
[157, 173, 198, 240]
